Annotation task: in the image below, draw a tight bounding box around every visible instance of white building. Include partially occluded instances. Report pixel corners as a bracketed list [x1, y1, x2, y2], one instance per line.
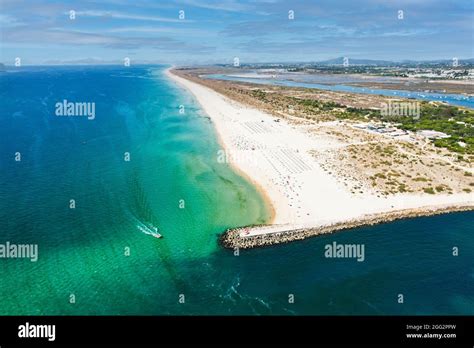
[417, 130, 451, 139]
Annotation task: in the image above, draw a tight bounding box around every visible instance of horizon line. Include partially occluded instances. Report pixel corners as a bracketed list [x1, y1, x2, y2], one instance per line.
[2, 57, 474, 68]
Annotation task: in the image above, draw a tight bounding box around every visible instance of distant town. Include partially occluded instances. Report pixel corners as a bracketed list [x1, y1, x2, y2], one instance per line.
[220, 58, 474, 81]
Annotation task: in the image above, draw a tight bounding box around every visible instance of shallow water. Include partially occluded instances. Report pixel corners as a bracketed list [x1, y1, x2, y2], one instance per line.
[0, 65, 472, 315]
[206, 73, 474, 109]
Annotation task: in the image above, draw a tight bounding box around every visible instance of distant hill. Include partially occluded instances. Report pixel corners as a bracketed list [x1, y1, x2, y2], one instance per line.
[315, 57, 474, 66]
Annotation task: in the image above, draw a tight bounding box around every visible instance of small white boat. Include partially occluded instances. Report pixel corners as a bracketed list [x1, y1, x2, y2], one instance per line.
[137, 224, 163, 239]
[148, 224, 162, 238]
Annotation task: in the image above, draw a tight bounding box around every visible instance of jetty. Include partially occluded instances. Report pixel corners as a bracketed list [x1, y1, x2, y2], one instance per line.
[220, 204, 474, 249]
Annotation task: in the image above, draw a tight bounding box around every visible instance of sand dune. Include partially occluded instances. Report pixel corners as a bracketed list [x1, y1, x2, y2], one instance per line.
[166, 69, 473, 243]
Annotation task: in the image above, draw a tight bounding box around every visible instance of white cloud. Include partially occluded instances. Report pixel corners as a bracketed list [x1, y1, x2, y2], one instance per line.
[106, 26, 212, 36]
[72, 10, 191, 23]
[179, 0, 252, 12]
[0, 14, 23, 27]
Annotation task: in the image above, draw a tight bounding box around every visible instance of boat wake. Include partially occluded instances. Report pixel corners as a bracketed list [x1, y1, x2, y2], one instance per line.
[130, 215, 162, 239]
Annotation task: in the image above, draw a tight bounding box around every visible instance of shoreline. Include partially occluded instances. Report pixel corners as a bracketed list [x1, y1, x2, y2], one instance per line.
[166, 68, 474, 249]
[165, 68, 277, 223]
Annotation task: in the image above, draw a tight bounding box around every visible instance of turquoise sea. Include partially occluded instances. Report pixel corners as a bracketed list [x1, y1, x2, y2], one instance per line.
[0, 65, 473, 315]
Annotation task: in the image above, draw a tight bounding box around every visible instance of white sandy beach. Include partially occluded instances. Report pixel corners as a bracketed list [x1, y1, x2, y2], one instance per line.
[166, 69, 474, 238]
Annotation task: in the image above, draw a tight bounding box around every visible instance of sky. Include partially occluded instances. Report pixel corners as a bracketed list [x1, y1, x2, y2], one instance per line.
[0, 0, 473, 65]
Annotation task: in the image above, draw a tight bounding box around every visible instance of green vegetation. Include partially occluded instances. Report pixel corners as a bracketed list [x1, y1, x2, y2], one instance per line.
[251, 89, 267, 100]
[245, 88, 473, 155]
[403, 104, 474, 154]
[300, 97, 474, 154]
[423, 187, 436, 194]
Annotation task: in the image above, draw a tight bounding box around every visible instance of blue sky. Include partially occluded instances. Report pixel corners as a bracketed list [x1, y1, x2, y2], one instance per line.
[0, 0, 473, 65]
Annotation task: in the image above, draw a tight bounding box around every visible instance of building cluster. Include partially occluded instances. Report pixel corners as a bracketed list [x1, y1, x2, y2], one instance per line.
[406, 68, 474, 80]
